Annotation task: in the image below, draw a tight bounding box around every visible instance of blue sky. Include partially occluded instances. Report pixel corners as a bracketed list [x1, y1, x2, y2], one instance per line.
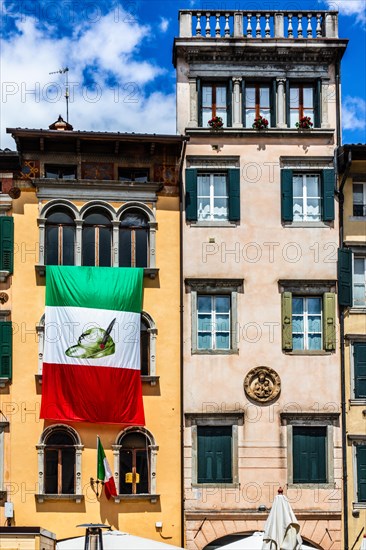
[0, 0, 365, 149]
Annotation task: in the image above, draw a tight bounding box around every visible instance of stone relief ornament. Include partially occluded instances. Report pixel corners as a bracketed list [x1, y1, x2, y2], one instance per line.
[244, 366, 281, 403]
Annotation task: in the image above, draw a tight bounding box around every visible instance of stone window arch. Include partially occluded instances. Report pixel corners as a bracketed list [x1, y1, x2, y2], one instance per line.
[112, 427, 158, 503]
[36, 425, 84, 502]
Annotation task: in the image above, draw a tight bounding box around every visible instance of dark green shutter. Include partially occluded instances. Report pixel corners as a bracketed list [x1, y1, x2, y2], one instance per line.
[270, 79, 277, 128]
[281, 169, 293, 222]
[293, 426, 327, 483]
[228, 169, 240, 222]
[338, 248, 353, 307]
[282, 292, 293, 351]
[0, 322, 12, 379]
[322, 169, 335, 222]
[285, 80, 290, 127]
[227, 80, 233, 127]
[354, 343, 366, 399]
[197, 79, 202, 127]
[241, 80, 246, 127]
[323, 293, 336, 351]
[314, 79, 321, 128]
[0, 216, 14, 274]
[185, 169, 198, 222]
[197, 426, 232, 483]
[357, 445, 366, 502]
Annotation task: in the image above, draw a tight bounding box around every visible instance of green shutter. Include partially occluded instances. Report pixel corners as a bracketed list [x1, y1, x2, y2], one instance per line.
[0, 322, 12, 379]
[227, 80, 233, 127]
[354, 343, 366, 399]
[281, 169, 293, 222]
[322, 169, 335, 222]
[241, 80, 246, 127]
[293, 427, 327, 483]
[197, 426, 232, 483]
[323, 292, 336, 351]
[357, 445, 366, 502]
[0, 216, 14, 274]
[282, 292, 292, 351]
[314, 79, 321, 128]
[270, 79, 277, 128]
[228, 169, 240, 222]
[185, 169, 197, 222]
[285, 79, 290, 127]
[338, 248, 353, 307]
[197, 79, 202, 127]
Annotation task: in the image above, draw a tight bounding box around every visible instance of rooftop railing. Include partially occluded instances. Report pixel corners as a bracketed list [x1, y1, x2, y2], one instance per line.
[178, 10, 339, 39]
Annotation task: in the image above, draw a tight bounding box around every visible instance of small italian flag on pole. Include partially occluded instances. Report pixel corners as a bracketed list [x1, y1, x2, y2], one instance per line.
[97, 436, 117, 499]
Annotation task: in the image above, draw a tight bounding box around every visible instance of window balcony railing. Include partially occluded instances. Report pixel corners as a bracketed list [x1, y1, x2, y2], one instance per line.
[178, 10, 339, 40]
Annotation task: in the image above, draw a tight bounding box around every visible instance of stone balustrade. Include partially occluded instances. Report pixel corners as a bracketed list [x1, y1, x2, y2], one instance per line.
[178, 10, 339, 39]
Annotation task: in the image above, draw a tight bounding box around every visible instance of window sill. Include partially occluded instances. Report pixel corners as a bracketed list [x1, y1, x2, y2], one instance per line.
[191, 483, 239, 488]
[189, 221, 238, 227]
[141, 375, 159, 386]
[35, 265, 159, 279]
[0, 270, 10, 282]
[349, 216, 366, 222]
[283, 222, 331, 228]
[349, 399, 366, 405]
[192, 349, 239, 355]
[113, 493, 159, 504]
[0, 377, 11, 388]
[285, 350, 333, 356]
[349, 307, 366, 314]
[186, 128, 335, 139]
[35, 494, 84, 503]
[353, 502, 366, 510]
[287, 483, 333, 489]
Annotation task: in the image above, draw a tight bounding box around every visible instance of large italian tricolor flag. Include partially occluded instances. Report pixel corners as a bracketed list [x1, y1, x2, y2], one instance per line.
[40, 265, 145, 425]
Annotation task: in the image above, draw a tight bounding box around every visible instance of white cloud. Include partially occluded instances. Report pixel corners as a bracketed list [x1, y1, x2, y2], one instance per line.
[159, 17, 169, 33]
[324, 0, 366, 24]
[342, 96, 366, 132]
[0, 9, 176, 149]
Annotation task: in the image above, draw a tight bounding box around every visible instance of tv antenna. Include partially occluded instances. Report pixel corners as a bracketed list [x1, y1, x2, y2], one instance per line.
[49, 67, 70, 122]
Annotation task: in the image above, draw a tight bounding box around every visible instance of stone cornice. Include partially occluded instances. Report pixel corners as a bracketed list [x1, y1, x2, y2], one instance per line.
[186, 128, 335, 142]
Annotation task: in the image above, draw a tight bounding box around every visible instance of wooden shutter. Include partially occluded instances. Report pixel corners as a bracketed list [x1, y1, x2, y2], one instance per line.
[314, 79, 321, 128]
[185, 169, 198, 222]
[322, 169, 335, 222]
[338, 248, 353, 307]
[197, 426, 232, 483]
[241, 80, 246, 127]
[293, 426, 327, 483]
[285, 79, 290, 127]
[0, 322, 12, 379]
[0, 216, 14, 273]
[323, 292, 336, 351]
[197, 79, 202, 127]
[354, 343, 366, 399]
[282, 292, 293, 351]
[270, 79, 277, 128]
[228, 169, 240, 222]
[281, 169, 293, 222]
[227, 80, 233, 127]
[357, 445, 366, 502]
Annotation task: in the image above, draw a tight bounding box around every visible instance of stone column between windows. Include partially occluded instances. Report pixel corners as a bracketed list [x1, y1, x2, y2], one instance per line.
[321, 80, 330, 128]
[112, 220, 119, 267]
[232, 77, 242, 128]
[37, 218, 46, 265]
[149, 222, 157, 268]
[36, 323, 44, 375]
[148, 327, 157, 376]
[75, 445, 83, 495]
[36, 444, 45, 494]
[149, 445, 158, 494]
[75, 219, 83, 266]
[188, 78, 198, 128]
[277, 79, 286, 128]
[112, 444, 121, 494]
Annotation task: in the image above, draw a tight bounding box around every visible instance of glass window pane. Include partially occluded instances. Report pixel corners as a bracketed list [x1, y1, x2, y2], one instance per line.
[84, 212, 110, 225]
[216, 332, 230, 349]
[306, 199, 321, 220]
[202, 110, 212, 127]
[198, 332, 212, 349]
[303, 87, 313, 107]
[45, 450, 58, 494]
[308, 316, 322, 332]
[47, 210, 74, 224]
[259, 87, 270, 107]
[246, 88, 256, 108]
[98, 227, 111, 267]
[354, 258, 365, 281]
[45, 226, 59, 265]
[292, 316, 304, 333]
[303, 108, 314, 119]
[135, 229, 148, 268]
[216, 109, 227, 125]
[216, 86, 227, 108]
[260, 108, 270, 119]
[290, 87, 300, 107]
[213, 174, 227, 196]
[198, 198, 211, 220]
[216, 314, 230, 331]
[246, 110, 256, 127]
[197, 175, 210, 196]
[354, 285, 366, 306]
[202, 86, 212, 107]
[308, 297, 321, 314]
[213, 198, 228, 219]
[198, 296, 212, 313]
[136, 450, 149, 494]
[306, 175, 320, 197]
[120, 450, 133, 494]
[62, 448, 75, 494]
[62, 226, 75, 266]
[308, 334, 322, 350]
[119, 229, 132, 267]
[293, 176, 303, 197]
[293, 199, 304, 220]
[293, 334, 304, 350]
[292, 298, 304, 314]
[198, 314, 212, 331]
[215, 296, 230, 313]
[290, 111, 299, 128]
[82, 226, 95, 266]
[353, 184, 364, 204]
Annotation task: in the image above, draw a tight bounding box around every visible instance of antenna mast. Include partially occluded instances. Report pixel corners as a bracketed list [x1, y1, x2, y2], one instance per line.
[49, 67, 70, 122]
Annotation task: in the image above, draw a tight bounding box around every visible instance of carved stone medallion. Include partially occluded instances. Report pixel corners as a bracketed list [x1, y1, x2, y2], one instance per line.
[244, 366, 281, 403]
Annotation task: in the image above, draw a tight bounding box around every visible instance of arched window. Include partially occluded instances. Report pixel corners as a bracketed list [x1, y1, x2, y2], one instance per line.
[36, 425, 83, 502]
[82, 209, 112, 267]
[45, 207, 75, 265]
[119, 209, 149, 267]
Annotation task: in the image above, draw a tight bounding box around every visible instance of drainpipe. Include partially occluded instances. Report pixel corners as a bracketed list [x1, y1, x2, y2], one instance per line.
[335, 60, 341, 146]
[337, 147, 352, 550]
[178, 137, 188, 549]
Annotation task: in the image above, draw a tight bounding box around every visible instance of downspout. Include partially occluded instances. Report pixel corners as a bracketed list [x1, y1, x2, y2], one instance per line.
[335, 60, 342, 146]
[178, 137, 188, 549]
[337, 148, 352, 550]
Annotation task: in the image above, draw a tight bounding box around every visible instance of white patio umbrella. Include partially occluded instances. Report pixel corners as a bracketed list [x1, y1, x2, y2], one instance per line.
[218, 531, 315, 550]
[261, 488, 303, 549]
[56, 529, 185, 550]
[361, 534, 366, 550]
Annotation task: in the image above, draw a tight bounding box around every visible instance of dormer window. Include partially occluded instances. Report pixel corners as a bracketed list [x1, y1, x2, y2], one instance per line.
[45, 165, 77, 179]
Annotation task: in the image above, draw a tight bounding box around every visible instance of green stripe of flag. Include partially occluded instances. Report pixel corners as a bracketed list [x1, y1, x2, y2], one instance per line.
[46, 266, 143, 312]
[97, 436, 106, 480]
